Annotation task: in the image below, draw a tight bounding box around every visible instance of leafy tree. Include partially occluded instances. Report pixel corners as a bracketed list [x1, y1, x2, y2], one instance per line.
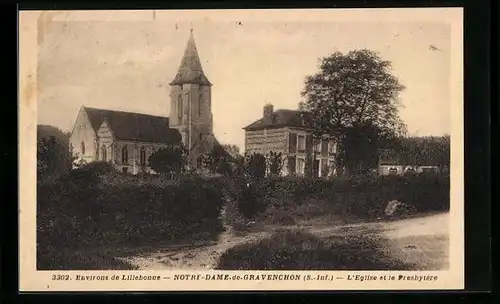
[267, 151, 284, 176]
[37, 125, 70, 147]
[299, 49, 406, 175]
[243, 152, 267, 180]
[304, 151, 314, 178]
[37, 127, 76, 181]
[148, 144, 188, 178]
[202, 145, 232, 176]
[397, 135, 450, 170]
[343, 122, 397, 173]
[221, 144, 241, 160]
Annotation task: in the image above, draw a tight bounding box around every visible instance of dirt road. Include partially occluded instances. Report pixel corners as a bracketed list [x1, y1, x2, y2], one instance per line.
[121, 212, 449, 270]
[121, 226, 272, 270]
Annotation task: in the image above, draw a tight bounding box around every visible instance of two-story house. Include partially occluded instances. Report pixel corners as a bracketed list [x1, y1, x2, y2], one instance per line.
[243, 104, 338, 177]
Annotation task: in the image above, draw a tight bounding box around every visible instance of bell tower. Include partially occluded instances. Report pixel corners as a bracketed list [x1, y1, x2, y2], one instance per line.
[169, 29, 214, 164]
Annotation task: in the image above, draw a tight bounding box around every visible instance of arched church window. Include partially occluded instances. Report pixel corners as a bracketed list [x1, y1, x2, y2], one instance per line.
[196, 156, 203, 169]
[199, 133, 203, 141]
[101, 145, 107, 161]
[122, 146, 128, 164]
[140, 147, 146, 166]
[81, 142, 85, 155]
[177, 95, 183, 120]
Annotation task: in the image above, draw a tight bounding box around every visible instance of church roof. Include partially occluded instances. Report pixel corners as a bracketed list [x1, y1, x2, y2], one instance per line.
[170, 30, 212, 86]
[83, 106, 181, 144]
[243, 109, 314, 131]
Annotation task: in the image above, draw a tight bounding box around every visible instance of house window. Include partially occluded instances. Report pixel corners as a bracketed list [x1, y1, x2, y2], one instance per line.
[81, 142, 85, 155]
[314, 139, 322, 153]
[287, 156, 296, 174]
[196, 156, 203, 169]
[329, 160, 335, 176]
[328, 141, 337, 154]
[122, 167, 128, 174]
[297, 134, 306, 151]
[140, 147, 146, 166]
[288, 132, 297, 153]
[296, 158, 305, 175]
[122, 145, 128, 164]
[101, 145, 107, 161]
[177, 95, 183, 120]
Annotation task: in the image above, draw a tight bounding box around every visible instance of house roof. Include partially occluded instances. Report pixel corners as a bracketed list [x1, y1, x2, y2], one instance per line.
[83, 106, 181, 144]
[170, 30, 212, 86]
[243, 109, 314, 131]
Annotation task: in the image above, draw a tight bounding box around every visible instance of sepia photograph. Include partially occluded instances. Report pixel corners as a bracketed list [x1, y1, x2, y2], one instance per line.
[19, 8, 464, 291]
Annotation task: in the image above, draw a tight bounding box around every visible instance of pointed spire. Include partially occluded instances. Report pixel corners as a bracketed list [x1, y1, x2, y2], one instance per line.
[170, 28, 212, 86]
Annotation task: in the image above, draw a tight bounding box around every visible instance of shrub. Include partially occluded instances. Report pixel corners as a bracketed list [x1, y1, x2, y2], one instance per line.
[232, 177, 268, 219]
[216, 230, 415, 270]
[240, 173, 449, 221]
[37, 128, 75, 181]
[148, 144, 188, 177]
[37, 171, 226, 270]
[267, 151, 284, 176]
[201, 146, 233, 176]
[243, 152, 266, 180]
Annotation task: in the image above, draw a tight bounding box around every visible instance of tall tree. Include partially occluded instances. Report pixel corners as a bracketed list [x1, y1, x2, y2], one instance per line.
[267, 151, 284, 176]
[148, 144, 188, 178]
[221, 144, 241, 160]
[37, 136, 75, 180]
[299, 49, 406, 174]
[202, 145, 233, 176]
[397, 135, 450, 169]
[243, 152, 267, 180]
[37, 125, 75, 180]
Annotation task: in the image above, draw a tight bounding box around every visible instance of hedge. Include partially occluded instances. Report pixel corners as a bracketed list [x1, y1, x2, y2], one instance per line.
[37, 166, 226, 252]
[230, 173, 450, 220]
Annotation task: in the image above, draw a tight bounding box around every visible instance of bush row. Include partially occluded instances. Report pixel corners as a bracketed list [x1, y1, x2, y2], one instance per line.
[232, 173, 450, 219]
[37, 165, 226, 251]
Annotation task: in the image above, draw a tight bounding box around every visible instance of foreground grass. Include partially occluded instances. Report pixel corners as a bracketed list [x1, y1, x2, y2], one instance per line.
[37, 246, 138, 270]
[216, 229, 416, 270]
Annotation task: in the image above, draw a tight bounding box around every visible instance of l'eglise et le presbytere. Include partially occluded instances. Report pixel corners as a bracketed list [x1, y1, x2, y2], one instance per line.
[68, 29, 339, 177]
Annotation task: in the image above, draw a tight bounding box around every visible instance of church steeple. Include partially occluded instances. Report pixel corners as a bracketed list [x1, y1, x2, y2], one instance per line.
[170, 29, 212, 86]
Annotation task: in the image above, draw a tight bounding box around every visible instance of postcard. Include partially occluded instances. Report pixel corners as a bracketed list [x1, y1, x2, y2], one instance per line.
[19, 8, 464, 291]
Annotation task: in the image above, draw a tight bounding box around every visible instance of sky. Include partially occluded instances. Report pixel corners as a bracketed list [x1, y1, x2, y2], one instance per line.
[35, 9, 461, 151]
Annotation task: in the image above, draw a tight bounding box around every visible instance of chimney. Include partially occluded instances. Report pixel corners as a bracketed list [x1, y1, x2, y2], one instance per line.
[263, 103, 274, 122]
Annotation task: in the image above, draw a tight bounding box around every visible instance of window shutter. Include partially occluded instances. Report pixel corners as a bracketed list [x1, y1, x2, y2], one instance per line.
[306, 135, 313, 153]
[289, 132, 297, 153]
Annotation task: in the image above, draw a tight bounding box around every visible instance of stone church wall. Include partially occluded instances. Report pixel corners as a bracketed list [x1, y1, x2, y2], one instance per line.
[69, 107, 98, 164]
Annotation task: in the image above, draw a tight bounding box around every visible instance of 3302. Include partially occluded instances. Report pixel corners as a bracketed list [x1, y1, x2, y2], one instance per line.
[52, 274, 70, 281]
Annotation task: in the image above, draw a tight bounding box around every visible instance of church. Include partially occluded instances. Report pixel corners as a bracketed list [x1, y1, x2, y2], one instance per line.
[69, 30, 218, 174]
